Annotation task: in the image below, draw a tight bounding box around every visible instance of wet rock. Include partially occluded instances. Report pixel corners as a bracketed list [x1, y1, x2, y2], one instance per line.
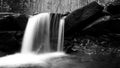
[0, 51, 7, 57]
[106, 0, 120, 15]
[50, 13, 65, 51]
[0, 14, 28, 31]
[65, 1, 104, 37]
[82, 16, 120, 48]
[64, 3, 120, 67]
[0, 13, 28, 55]
[64, 36, 120, 68]
[0, 32, 22, 55]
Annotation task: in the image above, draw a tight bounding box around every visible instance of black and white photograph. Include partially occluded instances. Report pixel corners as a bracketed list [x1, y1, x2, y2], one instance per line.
[0, 0, 120, 68]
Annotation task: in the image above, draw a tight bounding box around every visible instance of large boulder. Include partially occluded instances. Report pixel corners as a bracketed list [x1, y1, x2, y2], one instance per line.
[64, 1, 120, 68]
[65, 1, 105, 37]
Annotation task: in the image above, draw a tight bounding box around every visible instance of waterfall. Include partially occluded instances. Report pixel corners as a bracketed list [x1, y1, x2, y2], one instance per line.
[21, 13, 65, 53]
[21, 13, 51, 53]
[57, 17, 65, 51]
[0, 13, 67, 67]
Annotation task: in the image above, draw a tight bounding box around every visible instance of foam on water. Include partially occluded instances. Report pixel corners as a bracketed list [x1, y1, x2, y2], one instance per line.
[0, 52, 67, 67]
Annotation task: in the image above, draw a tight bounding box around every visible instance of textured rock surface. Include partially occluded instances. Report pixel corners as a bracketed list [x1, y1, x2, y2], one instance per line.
[64, 1, 120, 68]
[0, 14, 28, 56]
[0, 14, 28, 31]
[65, 1, 104, 37]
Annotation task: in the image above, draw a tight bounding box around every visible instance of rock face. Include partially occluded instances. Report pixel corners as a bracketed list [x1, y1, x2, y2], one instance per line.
[0, 14, 28, 56]
[0, 14, 28, 31]
[65, 1, 104, 37]
[106, 0, 120, 15]
[64, 1, 120, 68]
[64, 1, 120, 48]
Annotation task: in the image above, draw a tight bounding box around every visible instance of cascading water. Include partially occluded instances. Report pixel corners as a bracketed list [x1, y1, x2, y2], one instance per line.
[57, 17, 65, 51]
[21, 13, 65, 53]
[21, 13, 51, 53]
[0, 13, 66, 67]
